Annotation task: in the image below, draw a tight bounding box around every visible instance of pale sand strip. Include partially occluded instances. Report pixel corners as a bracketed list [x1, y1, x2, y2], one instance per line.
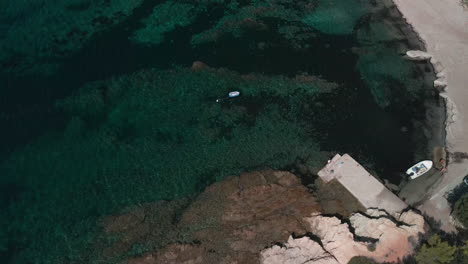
[393, 0, 468, 232]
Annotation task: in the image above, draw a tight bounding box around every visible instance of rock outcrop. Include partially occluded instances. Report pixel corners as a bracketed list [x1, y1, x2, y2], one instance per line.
[434, 78, 448, 90]
[430, 57, 448, 91]
[405, 50, 448, 91]
[97, 170, 426, 264]
[430, 57, 445, 74]
[261, 236, 339, 264]
[433, 146, 447, 170]
[106, 170, 321, 264]
[349, 209, 425, 263]
[262, 209, 426, 264]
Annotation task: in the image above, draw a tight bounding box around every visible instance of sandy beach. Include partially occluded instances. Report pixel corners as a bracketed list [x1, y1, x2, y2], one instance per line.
[394, 0, 468, 231]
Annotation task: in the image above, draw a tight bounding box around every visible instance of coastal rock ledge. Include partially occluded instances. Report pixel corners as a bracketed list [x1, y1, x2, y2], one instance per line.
[101, 170, 426, 264]
[261, 209, 425, 264]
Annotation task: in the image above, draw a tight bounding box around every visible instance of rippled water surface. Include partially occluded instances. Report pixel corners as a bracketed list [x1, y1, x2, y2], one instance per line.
[0, 0, 444, 262]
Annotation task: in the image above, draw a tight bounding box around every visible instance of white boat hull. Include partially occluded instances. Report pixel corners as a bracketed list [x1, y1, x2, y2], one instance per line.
[406, 160, 433, 180]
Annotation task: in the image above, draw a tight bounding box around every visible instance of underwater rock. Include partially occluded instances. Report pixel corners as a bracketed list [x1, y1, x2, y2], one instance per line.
[190, 2, 305, 45]
[353, 0, 430, 110]
[1, 0, 145, 75]
[191, 61, 209, 71]
[302, 0, 369, 35]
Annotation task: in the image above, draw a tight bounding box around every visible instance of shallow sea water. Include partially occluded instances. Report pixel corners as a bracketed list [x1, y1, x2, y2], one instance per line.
[0, 0, 445, 262]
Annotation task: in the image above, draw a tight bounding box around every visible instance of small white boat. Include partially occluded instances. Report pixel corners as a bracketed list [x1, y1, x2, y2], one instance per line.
[216, 91, 240, 102]
[406, 160, 433, 179]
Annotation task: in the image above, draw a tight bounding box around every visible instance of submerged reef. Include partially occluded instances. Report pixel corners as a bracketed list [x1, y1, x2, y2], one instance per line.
[131, 1, 198, 46]
[0, 66, 335, 263]
[302, 0, 369, 35]
[0, 0, 144, 75]
[354, 1, 428, 109]
[190, 1, 307, 46]
[132, 0, 372, 46]
[130, 0, 430, 109]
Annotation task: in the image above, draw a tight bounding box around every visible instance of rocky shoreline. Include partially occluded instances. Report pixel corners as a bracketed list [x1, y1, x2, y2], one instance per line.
[93, 170, 426, 264]
[391, 0, 468, 232]
[1, 1, 459, 263]
[387, 0, 448, 163]
[87, 3, 448, 263]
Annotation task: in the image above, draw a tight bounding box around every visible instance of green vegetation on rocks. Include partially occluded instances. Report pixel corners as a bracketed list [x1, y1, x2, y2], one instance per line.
[454, 193, 468, 228]
[348, 256, 378, 264]
[415, 235, 456, 264]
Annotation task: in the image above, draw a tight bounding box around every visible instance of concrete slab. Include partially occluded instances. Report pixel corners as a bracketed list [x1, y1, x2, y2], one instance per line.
[318, 154, 407, 215]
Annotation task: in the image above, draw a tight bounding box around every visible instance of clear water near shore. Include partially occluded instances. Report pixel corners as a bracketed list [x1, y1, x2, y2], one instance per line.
[0, 0, 445, 262]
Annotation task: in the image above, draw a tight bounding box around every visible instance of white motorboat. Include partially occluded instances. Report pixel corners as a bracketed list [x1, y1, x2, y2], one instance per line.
[216, 91, 240, 102]
[406, 160, 433, 180]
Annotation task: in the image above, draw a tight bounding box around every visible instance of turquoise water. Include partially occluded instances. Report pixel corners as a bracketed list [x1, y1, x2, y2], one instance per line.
[0, 0, 443, 263]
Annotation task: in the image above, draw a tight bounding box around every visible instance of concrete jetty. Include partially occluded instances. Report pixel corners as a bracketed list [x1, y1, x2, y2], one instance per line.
[318, 154, 407, 215]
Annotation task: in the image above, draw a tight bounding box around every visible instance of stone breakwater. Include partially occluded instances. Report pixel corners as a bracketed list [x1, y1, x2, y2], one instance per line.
[97, 170, 426, 264]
